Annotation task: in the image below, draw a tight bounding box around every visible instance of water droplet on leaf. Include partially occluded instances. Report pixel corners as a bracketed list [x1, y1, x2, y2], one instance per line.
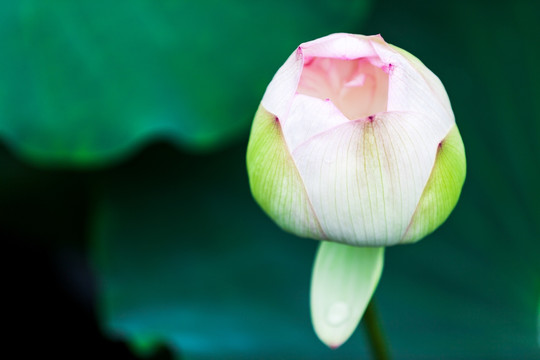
[326, 301, 350, 327]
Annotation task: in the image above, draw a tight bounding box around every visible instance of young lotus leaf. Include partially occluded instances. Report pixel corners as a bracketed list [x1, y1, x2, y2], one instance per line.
[311, 243, 384, 348]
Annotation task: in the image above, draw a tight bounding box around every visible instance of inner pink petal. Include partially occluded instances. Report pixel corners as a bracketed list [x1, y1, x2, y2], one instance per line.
[297, 57, 389, 120]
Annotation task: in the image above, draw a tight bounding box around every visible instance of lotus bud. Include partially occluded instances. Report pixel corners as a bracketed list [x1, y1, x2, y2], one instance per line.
[246, 33, 466, 348]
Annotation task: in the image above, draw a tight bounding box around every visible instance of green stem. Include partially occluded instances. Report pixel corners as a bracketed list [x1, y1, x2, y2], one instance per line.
[363, 299, 390, 360]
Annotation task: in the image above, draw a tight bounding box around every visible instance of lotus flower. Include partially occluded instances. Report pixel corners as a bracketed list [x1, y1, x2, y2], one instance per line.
[246, 33, 466, 348]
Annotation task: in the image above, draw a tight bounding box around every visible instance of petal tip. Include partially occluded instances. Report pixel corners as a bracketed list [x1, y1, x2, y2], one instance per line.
[328, 343, 343, 350]
[313, 322, 350, 350]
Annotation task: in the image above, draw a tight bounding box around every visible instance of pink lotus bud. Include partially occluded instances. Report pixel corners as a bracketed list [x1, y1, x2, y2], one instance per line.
[246, 33, 466, 347]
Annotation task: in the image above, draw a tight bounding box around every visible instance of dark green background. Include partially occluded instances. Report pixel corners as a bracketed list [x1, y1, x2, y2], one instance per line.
[1, 0, 538, 359]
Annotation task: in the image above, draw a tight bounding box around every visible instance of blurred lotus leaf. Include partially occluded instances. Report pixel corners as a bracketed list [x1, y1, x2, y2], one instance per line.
[3, 0, 537, 358]
[0, 0, 370, 166]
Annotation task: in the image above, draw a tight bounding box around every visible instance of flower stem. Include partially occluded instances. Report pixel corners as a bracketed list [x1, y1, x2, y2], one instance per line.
[363, 299, 390, 360]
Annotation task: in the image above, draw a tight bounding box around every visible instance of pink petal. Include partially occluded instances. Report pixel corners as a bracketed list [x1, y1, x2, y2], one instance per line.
[261, 34, 383, 122]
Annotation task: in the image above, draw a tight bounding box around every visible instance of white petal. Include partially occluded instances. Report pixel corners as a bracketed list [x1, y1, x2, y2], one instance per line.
[311, 242, 384, 348]
[389, 44, 454, 120]
[281, 94, 349, 151]
[370, 40, 455, 131]
[292, 111, 449, 246]
[261, 49, 304, 121]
